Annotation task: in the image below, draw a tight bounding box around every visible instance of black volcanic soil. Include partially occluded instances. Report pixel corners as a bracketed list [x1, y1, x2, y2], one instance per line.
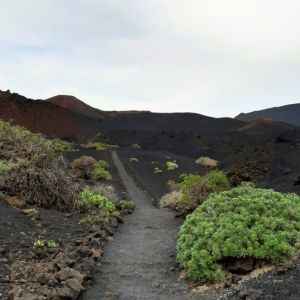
[118, 149, 203, 203]
[0, 201, 85, 300]
[225, 260, 300, 300]
[0, 202, 37, 299]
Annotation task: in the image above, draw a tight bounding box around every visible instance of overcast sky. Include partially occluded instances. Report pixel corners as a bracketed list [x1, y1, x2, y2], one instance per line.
[0, 1, 300, 117]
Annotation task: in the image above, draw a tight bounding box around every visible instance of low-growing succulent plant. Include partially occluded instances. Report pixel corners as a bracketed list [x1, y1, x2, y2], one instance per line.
[154, 167, 163, 174]
[79, 188, 116, 213]
[177, 185, 300, 282]
[166, 161, 179, 171]
[91, 161, 112, 181]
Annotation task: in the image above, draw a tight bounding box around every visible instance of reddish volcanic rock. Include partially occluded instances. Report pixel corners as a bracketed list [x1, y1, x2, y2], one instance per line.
[0, 90, 99, 142]
[47, 95, 106, 120]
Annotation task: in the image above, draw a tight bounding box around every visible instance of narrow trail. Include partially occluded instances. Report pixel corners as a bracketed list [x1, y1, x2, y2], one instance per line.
[81, 151, 206, 300]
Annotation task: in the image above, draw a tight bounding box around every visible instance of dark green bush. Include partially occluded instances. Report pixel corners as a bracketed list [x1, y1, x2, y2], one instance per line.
[177, 185, 300, 282]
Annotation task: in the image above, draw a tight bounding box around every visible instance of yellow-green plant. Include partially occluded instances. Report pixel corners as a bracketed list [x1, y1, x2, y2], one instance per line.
[154, 167, 163, 174]
[0, 160, 13, 175]
[116, 200, 136, 211]
[79, 188, 116, 213]
[91, 161, 112, 181]
[177, 185, 300, 282]
[166, 161, 179, 171]
[179, 170, 230, 212]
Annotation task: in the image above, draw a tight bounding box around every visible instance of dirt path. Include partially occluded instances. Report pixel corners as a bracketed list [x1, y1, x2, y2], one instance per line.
[80, 151, 211, 300]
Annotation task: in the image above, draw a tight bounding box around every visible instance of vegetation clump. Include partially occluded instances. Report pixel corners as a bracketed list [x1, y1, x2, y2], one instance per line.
[161, 170, 230, 215]
[166, 161, 179, 171]
[91, 160, 112, 181]
[116, 200, 136, 214]
[5, 159, 79, 210]
[0, 120, 78, 210]
[33, 239, 59, 257]
[91, 132, 111, 144]
[0, 160, 13, 175]
[195, 156, 218, 168]
[71, 156, 97, 179]
[79, 188, 120, 225]
[180, 170, 230, 206]
[0, 120, 72, 163]
[79, 188, 116, 213]
[154, 167, 163, 174]
[177, 185, 300, 282]
[71, 157, 112, 181]
[83, 142, 118, 151]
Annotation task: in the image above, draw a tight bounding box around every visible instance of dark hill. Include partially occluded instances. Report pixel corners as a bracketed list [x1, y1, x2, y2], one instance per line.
[236, 103, 300, 127]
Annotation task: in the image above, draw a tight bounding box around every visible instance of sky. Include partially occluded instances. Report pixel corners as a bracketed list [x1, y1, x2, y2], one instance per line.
[0, 0, 300, 117]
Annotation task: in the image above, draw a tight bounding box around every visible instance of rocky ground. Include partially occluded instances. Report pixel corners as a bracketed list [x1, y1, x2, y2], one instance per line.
[0, 195, 125, 300]
[0, 148, 128, 300]
[119, 149, 202, 203]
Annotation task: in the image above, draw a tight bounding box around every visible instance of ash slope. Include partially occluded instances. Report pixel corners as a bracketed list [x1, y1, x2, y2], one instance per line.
[236, 103, 300, 127]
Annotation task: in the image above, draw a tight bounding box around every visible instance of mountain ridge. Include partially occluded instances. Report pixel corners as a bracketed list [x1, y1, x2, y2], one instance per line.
[236, 103, 300, 127]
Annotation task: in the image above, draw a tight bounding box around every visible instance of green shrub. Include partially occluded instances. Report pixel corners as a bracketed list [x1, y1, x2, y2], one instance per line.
[166, 161, 179, 171]
[176, 171, 230, 214]
[0, 121, 79, 211]
[0, 120, 67, 164]
[79, 188, 116, 213]
[91, 161, 112, 181]
[84, 142, 118, 151]
[116, 200, 136, 212]
[97, 160, 110, 170]
[154, 167, 163, 174]
[51, 139, 73, 154]
[0, 160, 13, 175]
[177, 185, 300, 282]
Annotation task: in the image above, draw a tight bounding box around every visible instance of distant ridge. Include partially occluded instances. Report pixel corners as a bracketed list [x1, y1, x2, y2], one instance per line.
[236, 103, 300, 127]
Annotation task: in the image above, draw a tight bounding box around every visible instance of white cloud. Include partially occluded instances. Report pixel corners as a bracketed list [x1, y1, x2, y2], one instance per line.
[0, 0, 300, 117]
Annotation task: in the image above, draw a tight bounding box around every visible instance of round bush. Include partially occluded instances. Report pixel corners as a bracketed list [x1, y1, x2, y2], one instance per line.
[176, 185, 300, 282]
[177, 171, 230, 214]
